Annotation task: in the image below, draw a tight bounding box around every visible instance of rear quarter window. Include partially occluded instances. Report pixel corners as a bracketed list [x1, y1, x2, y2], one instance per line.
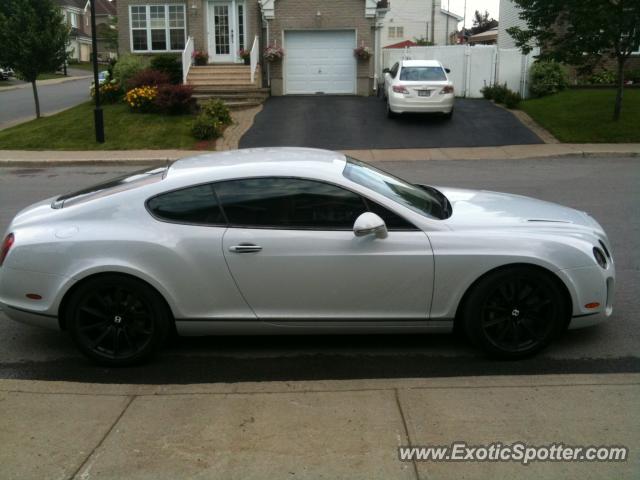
[147, 184, 225, 225]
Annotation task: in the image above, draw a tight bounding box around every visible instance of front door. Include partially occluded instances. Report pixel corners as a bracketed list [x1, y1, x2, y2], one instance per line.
[215, 177, 434, 321]
[208, 1, 235, 62]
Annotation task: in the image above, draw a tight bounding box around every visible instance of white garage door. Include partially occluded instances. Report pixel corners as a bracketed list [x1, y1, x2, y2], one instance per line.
[284, 30, 357, 95]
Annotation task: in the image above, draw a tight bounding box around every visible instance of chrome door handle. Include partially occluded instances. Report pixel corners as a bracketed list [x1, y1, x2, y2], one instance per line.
[229, 244, 262, 253]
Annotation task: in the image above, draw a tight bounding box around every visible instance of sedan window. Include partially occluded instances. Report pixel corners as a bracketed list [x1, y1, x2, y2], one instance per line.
[147, 184, 225, 225]
[214, 178, 367, 230]
[399, 67, 447, 82]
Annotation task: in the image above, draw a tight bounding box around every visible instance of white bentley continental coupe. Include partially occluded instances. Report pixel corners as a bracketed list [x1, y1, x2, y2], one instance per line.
[0, 148, 615, 365]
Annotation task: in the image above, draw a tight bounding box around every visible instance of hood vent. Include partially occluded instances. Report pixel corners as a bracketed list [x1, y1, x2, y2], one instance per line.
[527, 219, 572, 223]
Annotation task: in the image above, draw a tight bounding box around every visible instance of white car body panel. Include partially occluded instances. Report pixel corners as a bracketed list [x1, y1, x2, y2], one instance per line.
[0, 148, 614, 336]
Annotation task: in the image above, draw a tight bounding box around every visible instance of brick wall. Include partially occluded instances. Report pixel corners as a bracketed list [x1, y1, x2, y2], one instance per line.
[265, 0, 375, 95]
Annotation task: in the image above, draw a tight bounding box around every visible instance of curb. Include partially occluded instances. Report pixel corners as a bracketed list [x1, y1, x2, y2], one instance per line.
[0, 150, 639, 168]
[0, 75, 92, 93]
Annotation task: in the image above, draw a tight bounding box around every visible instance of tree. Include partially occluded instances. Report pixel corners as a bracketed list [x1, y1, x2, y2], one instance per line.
[507, 0, 640, 121]
[470, 10, 499, 35]
[0, 0, 69, 118]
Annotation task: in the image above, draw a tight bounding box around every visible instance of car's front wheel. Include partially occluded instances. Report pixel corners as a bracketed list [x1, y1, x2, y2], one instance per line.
[66, 274, 170, 366]
[463, 267, 568, 359]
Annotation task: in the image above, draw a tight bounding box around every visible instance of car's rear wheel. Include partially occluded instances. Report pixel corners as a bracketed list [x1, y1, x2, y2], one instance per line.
[66, 274, 170, 366]
[463, 267, 567, 359]
[444, 108, 454, 120]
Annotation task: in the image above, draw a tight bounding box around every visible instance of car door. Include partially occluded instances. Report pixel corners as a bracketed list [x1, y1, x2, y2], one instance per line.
[216, 177, 434, 321]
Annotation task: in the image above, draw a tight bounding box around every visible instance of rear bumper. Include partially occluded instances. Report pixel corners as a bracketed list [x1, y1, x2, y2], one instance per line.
[389, 92, 454, 114]
[0, 302, 59, 330]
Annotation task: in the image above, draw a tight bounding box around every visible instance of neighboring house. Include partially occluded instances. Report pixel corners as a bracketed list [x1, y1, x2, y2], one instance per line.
[468, 27, 498, 45]
[55, 0, 118, 62]
[497, 0, 527, 49]
[117, 0, 391, 96]
[381, 0, 462, 47]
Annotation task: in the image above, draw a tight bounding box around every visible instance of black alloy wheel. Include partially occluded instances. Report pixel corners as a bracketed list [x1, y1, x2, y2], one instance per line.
[67, 275, 170, 366]
[463, 267, 567, 359]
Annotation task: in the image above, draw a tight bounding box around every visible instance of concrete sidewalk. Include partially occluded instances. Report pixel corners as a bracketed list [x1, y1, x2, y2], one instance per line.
[1, 373, 638, 479]
[0, 143, 638, 167]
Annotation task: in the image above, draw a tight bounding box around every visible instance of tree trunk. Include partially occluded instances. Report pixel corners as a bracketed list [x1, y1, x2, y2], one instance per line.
[31, 80, 41, 119]
[613, 57, 625, 121]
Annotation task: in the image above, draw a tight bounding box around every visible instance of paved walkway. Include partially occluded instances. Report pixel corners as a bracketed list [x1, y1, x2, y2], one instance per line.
[0, 143, 638, 167]
[1, 374, 637, 479]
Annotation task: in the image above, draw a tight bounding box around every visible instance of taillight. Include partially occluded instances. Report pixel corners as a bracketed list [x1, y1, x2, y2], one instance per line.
[441, 85, 454, 94]
[0, 233, 14, 266]
[392, 85, 409, 94]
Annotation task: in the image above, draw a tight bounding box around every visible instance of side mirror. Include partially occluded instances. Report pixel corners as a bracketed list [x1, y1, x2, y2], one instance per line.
[353, 212, 388, 239]
[445, 68, 451, 74]
[382, 68, 390, 74]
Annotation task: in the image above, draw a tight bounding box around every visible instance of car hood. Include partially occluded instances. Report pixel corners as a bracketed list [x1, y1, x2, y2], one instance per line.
[435, 186, 603, 233]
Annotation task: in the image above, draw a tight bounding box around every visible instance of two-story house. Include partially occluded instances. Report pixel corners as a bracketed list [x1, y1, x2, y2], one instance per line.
[117, 0, 391, 96]
[55, 0, 117, 62]
[382, 0, 461, 47]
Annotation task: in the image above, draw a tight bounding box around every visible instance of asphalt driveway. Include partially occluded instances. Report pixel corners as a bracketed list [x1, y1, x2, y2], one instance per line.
[239, 96, 543, 150]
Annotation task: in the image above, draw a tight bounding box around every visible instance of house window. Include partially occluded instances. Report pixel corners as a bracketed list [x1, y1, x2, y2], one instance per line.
[70, 12, 78, 28]
[129, 5, 186, 52]
[388, 26, 404, 39]
[237, 3, 245, 51]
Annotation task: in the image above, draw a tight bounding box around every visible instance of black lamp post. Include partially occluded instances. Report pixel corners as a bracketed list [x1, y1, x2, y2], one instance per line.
[90, 0, 105, 143]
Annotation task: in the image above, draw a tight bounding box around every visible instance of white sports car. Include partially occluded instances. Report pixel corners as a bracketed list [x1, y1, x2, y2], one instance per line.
[0, 148, 615, 365]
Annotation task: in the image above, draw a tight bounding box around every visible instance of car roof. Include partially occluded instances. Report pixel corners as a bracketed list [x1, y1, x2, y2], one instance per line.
[400, 60, 443, 67]
[167, 147, 348, 181]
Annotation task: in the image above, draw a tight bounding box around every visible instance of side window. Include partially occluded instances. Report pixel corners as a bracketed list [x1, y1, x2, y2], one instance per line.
[214, 178, 368, 229]
[147, 184, 225, 225]
[364, 199, 418, 230]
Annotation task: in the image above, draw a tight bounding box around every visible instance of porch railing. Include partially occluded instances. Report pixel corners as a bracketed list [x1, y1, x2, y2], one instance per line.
[250, 35, 259, 84]
[182, 36, 194, 84]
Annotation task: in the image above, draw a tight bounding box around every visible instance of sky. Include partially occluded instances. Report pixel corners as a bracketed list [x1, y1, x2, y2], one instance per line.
[444, 0, 501, 28]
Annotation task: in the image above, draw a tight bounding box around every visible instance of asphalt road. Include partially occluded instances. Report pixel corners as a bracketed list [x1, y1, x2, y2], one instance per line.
[239, 96, 543, 150]
[0, 156, 638, 383]
[0, 76, 92, 129]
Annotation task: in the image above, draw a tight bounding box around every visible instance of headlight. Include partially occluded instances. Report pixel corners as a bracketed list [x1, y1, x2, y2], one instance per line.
[593, 247, 607, 269]
[598, 240, 611, 259]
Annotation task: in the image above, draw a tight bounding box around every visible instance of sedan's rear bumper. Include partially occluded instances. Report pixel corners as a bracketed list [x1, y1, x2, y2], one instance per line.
[389, 92, 454, 114]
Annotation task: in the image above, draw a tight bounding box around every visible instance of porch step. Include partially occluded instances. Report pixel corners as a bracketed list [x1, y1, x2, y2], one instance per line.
[186, 65, 266, 108]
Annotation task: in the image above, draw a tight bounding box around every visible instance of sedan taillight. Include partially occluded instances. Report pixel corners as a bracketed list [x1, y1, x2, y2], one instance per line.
[392, 85, 409, 94]
[0, 233, 14, 267]
[441, 85, 454, 94]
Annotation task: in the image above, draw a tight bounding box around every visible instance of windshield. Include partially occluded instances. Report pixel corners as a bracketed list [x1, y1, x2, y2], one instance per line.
[52, 166, 167, 208]
[343, 157, 449, 219]
[399, 66, 447, 82]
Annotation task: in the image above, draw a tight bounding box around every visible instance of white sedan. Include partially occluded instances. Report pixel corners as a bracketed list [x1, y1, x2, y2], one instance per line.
[0, 149, 614, 365]
[383, 59, 455, 118]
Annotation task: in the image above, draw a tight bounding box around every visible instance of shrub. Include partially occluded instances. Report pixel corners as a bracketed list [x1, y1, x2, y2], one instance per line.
[624, 67, 640, 83]
[200, 98, 232, 126]
[192, 50, 208, 66]
[113, 54, 146, 88]
[125, 86, 158, 112]
[529, 60, 568, 97]
[154, 84, 195, 114]
[491, 83, 509, 104]
[91, 80, 123, 104]
[480, 84, 496, 100]
[588, 69, 616, 85]
[150, 54, 182, 84]
[191, 113, 223, 140]
[502, 90, 521, 109]
[126, 68, 171, 90]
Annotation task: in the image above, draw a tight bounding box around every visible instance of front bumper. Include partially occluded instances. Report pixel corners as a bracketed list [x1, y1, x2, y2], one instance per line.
[559, 262, 615, 329]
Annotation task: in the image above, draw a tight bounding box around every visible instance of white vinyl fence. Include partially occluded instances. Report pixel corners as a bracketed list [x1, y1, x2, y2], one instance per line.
[381, 45, 539, 98]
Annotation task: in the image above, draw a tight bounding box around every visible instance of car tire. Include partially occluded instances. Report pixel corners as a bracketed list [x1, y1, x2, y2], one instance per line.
[462, 267, 567, 359]
[66, 274, 171, 366]
[444, 108, 454, 120]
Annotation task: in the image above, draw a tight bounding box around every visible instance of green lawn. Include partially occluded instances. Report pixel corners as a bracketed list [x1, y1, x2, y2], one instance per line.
[520, 89, 640, 143]
[0, 102, 204, 150]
